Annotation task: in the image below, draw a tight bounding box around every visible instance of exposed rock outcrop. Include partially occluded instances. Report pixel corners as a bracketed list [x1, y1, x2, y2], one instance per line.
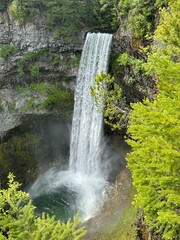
[0, 10, 85, 87]
[111, 28, 156, 104]
[0, 10, 84, 51]
[0, 88, 47, 137]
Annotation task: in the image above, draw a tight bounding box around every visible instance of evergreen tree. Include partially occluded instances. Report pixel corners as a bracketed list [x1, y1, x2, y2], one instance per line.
[126, 1, 180, 238]
[0, 173, 86, 239]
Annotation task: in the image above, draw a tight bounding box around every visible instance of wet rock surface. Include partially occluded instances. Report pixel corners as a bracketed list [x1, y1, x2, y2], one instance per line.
[84, 168, 133, 240]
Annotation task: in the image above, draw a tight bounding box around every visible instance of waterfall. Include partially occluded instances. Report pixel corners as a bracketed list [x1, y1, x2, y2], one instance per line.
[29, 33, 113, 220]
[69, 32, 113, 175]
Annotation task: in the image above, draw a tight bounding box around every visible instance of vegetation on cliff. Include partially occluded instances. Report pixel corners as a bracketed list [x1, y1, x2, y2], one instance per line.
[5, 0, 113, 38]
[1, 0, 173, 39]
[92, 0, 180, 239]
[17, 82, 74, 114]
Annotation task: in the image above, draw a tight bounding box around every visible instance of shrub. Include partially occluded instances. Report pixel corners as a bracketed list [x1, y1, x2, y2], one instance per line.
[0, 44, 17, 59]
[30, 65, 40, 77]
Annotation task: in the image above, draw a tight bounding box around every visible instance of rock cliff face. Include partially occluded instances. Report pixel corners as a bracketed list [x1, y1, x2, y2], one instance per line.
[0, 10, 84, 136]
[0, 10, 85, 87]
[111, 28, 156, 104]
[0, 88, 48, 137]
[0, 10, 85, 52]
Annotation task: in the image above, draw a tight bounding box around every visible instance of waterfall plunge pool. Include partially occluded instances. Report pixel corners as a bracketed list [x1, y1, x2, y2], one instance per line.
[32, 186, 77, 222]
[30, 168, 110, 221]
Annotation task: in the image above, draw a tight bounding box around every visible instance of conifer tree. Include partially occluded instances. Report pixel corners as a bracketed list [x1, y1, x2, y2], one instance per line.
[126, 1, 180, 238]
[0, 173, 86, 239]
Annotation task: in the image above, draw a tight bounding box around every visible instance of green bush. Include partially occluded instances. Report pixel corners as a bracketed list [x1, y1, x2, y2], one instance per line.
[17, 51, 38, 76]
[127, 1, 180, 239]
[112, 53, 144, 76]
[100, 0, 173, 39]
[9, 0, 27, 24]
[30, 65, 40, 77]
[39, 85, 74, 115]
[0, 44, 17, 59]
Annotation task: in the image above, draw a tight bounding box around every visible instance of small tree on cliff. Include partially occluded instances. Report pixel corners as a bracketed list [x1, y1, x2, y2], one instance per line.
[90, 72, 129, 131]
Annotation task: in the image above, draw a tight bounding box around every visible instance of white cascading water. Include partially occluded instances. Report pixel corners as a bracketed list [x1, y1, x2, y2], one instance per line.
[69, 32, 112, 175]
[29, 33, 113, 220]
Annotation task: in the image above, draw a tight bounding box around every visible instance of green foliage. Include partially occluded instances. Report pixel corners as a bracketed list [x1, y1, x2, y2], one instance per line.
[99, 0, 120, 29]
[126, 95, 180, 239]
[115, 53, 144, 75]
[155, 0, 175, 8]
[99, 0, 174, 39]
[43, 0, 87, 38]
[9, 0, 39, 23]
[9, 0, 106, 38]
[118, 0, 131, 15]
[28, 82, 47, 94]
[124, 0, 175, 38]
[16, 82, 47, 94]
[0, 133, 39, 184]
[144, 0, 180, 95]
[5, 0, 176, 40]
[9, 0, 27, 24]
[110, 53, 145, 88]
[0, 173, 86, 239]
[17, 50, 43, 76]
[82, 0, 102, 27]
[99, 0, 155, 38]
[16, 49, 80, 78]
[0, 0, 9, 11]
[91, 72, 128, 130]
[38, 85, 74, 114]
[126, 1, 180, 239]
[30, 65, 40, 77]
[0, 44, 17, 59]
[0, 99, 3, 112]
[17, 51, 37, 76]
[127, 0, 155, 39]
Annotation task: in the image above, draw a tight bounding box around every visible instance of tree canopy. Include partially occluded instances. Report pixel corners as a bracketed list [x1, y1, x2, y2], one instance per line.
[126, 1, 180, 238]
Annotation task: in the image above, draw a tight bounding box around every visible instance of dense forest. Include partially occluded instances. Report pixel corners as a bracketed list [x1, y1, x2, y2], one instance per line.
[0, 0, 179, 239]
